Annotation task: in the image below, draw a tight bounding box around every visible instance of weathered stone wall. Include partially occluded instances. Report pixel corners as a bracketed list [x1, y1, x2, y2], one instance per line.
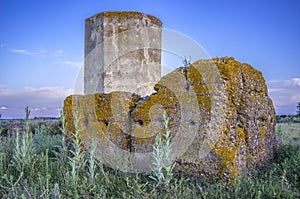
[173, 57, 278, 180]
[84, 11, 162, 96]
[64, 57, 279, 180]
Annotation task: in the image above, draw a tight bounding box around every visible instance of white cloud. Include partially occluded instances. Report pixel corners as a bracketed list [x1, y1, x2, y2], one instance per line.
[55, 50, 64, 57]
[6, 46, 66, 58]
[267, 78, 300, 114]
[0, 86, 74, 118]
[290, 78, 300, 87]
[23, 86, 74, 99]
[0, 106, 8, 110]
[32, 107, 49, 111]
[268, 88, 284, 93]
[291, 94, 300, 102]
[0, 86, 74, 101]
[9, 48, 38, 55]
[60, 61, 83, 69]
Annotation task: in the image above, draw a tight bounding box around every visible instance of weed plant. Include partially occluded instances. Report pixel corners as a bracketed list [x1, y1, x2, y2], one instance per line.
[0, 108, 299, 198]
[151, 113, 174, 186]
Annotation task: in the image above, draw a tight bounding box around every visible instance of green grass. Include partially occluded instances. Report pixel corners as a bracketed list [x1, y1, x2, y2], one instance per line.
[0, 110, 299, 198]
[276, 123, 300, 146]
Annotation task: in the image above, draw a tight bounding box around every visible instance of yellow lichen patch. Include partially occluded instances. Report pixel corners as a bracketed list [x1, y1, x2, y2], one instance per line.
[213, 58, 242, 104]
[210, 127, 247, 180]
[237, 127, 246, 140]
[259, 128, 266, 157]
[131, 82, 180, 128]
[251, 94, 255, 104]
[187, 64, 212, 115]
[211, 135, 238, 179]
[63, 95, 79, 139]
[260, 128, 265, 141]
[130, 81, 181, 152]
[63, 93, 135, 152]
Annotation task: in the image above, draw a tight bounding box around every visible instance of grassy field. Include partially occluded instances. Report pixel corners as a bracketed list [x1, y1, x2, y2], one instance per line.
[276, 122, 300, 146]
[0, 111, 299, 198]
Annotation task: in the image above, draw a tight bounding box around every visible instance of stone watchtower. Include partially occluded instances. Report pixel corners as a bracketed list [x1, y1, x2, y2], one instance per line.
[84, 11, 162, 96]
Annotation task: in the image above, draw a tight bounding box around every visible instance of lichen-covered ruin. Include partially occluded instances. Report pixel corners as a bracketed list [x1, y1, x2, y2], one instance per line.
[64, 11, 279, 180]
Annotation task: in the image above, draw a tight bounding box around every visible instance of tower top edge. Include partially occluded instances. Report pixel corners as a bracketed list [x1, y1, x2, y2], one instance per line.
[85, 11, 162, 26]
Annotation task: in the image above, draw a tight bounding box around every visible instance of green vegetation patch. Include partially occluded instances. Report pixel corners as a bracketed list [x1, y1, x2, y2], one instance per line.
[0, 110, 299, 198]
[276, 122, 300, 146]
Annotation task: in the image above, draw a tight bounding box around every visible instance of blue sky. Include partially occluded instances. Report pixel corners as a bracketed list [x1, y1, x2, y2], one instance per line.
[0, 0, 299, 118]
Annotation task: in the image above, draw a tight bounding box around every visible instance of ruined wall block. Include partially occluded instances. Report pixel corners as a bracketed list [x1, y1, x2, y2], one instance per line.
[64, 57, 279, 179]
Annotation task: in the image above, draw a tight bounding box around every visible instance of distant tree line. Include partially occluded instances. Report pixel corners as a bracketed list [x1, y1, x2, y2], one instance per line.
[276, 102, 300, 123]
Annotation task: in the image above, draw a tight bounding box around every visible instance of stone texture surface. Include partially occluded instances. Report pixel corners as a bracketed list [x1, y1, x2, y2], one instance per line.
[84, 11, 162, 96]
[64, 57, 279, 180]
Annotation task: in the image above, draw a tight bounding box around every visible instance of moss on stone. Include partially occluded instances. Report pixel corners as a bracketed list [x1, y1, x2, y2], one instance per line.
[63, 57, 278, 181]
[87, 11, 162, 27]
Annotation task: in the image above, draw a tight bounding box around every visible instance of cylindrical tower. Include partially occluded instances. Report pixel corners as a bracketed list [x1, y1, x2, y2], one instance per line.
[84, 11, 162, 96]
